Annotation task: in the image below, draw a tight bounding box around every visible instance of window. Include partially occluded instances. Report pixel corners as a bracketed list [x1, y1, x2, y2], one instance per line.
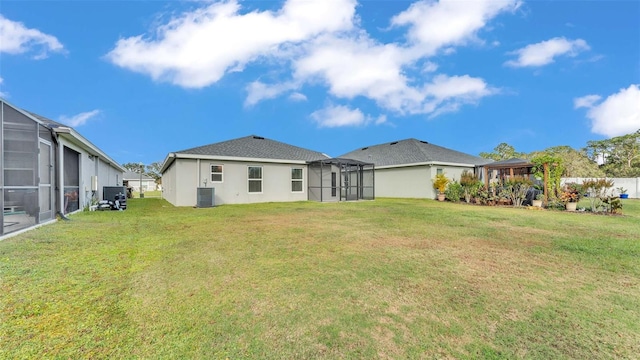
[248, 166, 262, 193]
[291, 168, 303, 192]
[211, 164, 223, 182]
[436, 168, 443, 175]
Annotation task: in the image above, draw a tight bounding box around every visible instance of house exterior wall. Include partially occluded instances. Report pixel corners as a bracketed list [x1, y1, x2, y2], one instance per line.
[375, 166, 433, 199]
[58, 138, 124, 210]
[375, 164, 475, 199]
[97, 158, 124, 198]
[163, 158, 310, 206]
[161, 160, 178, 205]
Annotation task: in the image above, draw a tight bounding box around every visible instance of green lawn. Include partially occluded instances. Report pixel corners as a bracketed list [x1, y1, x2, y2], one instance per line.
[1, 198, 639, 358]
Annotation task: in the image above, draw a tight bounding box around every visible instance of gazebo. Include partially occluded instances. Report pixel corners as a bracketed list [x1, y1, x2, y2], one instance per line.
[483, 158, 550, 201]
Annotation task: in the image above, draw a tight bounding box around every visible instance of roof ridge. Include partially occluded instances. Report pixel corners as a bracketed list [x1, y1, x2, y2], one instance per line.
[408, 138, 435, 162]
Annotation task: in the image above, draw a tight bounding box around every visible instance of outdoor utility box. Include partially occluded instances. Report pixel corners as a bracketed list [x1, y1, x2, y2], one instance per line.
[104, 186, 128, 209]
[197, 187, 215, 208]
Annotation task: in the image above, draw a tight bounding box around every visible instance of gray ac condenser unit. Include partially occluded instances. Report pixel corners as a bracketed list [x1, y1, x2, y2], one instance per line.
[196, 187, 215, 208]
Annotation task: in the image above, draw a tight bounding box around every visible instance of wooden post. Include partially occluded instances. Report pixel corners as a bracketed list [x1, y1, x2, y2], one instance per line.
[484, 166, 489, 188]
[543, 163, 549, 205]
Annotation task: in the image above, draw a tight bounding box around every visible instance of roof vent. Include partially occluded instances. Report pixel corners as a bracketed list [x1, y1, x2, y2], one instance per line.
[420, 140, 429, 144]
[361, 147, 368, 150]
[252, 136, 265, 140]
[390, 141, 398, 145]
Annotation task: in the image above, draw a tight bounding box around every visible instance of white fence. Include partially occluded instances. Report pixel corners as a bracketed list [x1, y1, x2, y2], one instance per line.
[561, 178, 639, 198]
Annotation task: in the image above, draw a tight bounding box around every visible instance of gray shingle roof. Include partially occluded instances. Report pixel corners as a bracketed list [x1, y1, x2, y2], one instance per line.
[26, 111, 66, 129]
[339, 138, 492, 167]
[175, 135, 329, 162]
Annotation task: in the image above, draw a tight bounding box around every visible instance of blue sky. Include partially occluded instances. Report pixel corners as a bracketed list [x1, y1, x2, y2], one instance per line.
[1, 0, 639, 165]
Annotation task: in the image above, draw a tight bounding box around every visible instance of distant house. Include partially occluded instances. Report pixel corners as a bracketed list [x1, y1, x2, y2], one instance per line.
[161, 135, 332, 206]
[340, 138, 492, 199]
[1, 99, 125, 239]
[123, 171, 157, 192]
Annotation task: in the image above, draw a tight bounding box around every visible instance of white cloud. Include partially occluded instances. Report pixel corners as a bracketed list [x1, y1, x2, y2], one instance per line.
[505, 37, 589, 67]
[375, 114, 387, 125]
[311, 105, 366, 128]
[59, 110, 101, 127]
[107, 0, 357, 88]
[107, 0, 517, 121]
[0, 15, 65, 59]
[289, 92, 307, 102]
[576, 85, 640, 137]
[310, 104, 390, 128]
[391, 0, 521, 56]
[422, 74, 496, 117]
[245, 81, 297, 107]
[574, 94, 602, 109]
[422, 61, 438, 73]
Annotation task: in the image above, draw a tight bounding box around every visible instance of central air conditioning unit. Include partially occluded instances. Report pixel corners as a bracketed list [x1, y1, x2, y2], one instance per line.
[196, 187, 215, 208]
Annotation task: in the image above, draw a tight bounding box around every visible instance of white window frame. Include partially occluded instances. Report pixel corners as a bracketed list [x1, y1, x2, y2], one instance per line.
[291, 167, 304, 193]
[248, 166, 263, 194]
[211, 164, 223, 183]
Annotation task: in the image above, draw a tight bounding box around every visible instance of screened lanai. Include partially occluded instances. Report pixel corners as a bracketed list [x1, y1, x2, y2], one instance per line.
[1, 102, 53, 236]
[1, 99, 125, 239]
[308, 158, 374, 202]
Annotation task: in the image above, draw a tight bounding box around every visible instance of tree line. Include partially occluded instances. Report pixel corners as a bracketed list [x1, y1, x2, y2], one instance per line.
[479, 129, 640, 178]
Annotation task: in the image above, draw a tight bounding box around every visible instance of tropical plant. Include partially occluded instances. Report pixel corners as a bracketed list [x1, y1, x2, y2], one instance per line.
[603, 196, 623, 214]
[460, 170, 482, 203]
[581, 178, 614, 213]
[433, 173, 450, 194]
[559, 183, 583, 204]
[504, 177, 533, 207]
[445, 181, 464, 202]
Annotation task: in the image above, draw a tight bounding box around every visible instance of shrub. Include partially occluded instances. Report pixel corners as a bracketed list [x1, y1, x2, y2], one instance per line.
[460, 170, 482, 203]
[433, 173, 450, 194]
[504, 177, 533, 207]
[560, 182, 583, 204]
[582, 178, 614, 213]
[445, 181, 464, 202]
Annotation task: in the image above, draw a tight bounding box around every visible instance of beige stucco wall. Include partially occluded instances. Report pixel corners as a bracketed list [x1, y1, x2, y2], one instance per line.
[163, 158, 310, 206]
[59, 139, 124, 210]
[375, 166, 432, 199]
[161, 160, 178, 205]
[376, 164, 476, 199]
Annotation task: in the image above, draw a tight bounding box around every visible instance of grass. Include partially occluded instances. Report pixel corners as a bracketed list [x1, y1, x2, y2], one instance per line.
[1, 198, 639, 358]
